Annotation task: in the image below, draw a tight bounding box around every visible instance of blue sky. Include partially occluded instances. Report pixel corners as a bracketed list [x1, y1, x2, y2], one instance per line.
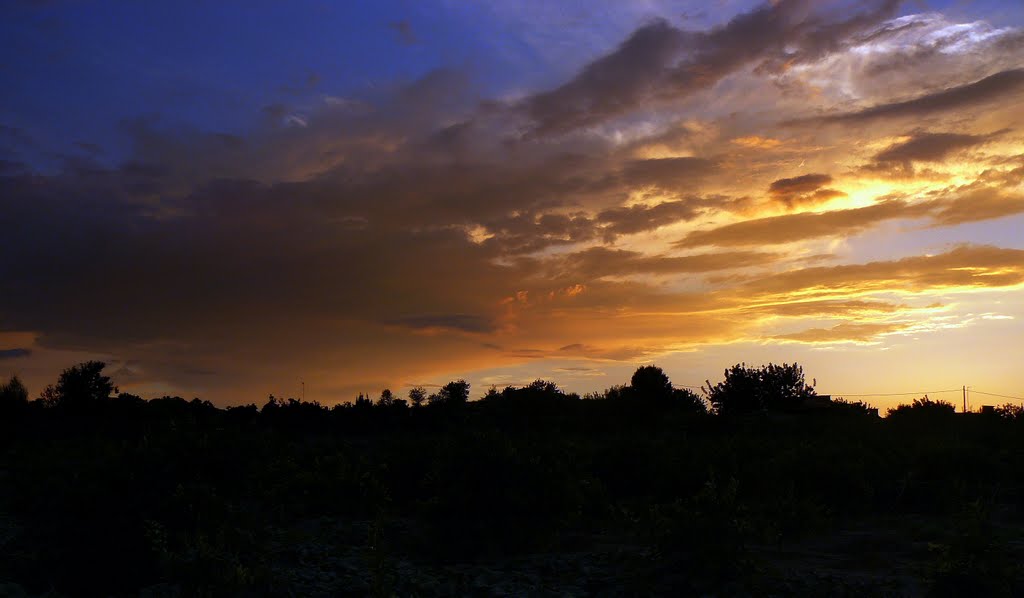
[3, 1, 467, 164]
[4, 0, 1019, 167]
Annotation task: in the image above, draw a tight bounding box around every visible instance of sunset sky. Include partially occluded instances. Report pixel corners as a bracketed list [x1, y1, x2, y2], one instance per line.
[2, 0, 1023, 409]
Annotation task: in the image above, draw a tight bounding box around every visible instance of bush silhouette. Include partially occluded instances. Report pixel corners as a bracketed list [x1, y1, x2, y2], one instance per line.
[887, 396, 957, 419]
[478, 380, 579, 423]
[992, 403, 1024, 421]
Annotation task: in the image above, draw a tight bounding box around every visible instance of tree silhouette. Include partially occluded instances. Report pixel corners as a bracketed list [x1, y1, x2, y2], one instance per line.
[353, 393, 374, 409]
[630, 365, 673, 401]
[408, 386, 427, 408]
[0, 375, 29, 416]
[629, 365, 706, 412]
[38, 361, 117, 411]
[704, 362, 815, 415]
[993, 403, 1024, 421]
[672, 387, 707, 413]
[430, 380, 470, 406]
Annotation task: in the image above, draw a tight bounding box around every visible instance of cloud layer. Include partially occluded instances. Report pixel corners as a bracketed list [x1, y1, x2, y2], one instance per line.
[2, 0, 1023, 402]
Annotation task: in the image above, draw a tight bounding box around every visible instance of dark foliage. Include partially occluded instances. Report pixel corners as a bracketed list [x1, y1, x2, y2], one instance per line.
[704, 362, 816, 415]
[429, 379, 470, 406]
[408, 386, 427, 407]
[1, 361, 1023, 596]
[629, 365, 707, 413]
[0, 375, 29, 417]
[37, 361, 117, 412]
[886, 396, 957, 420]
[994, 403, 1024, 421]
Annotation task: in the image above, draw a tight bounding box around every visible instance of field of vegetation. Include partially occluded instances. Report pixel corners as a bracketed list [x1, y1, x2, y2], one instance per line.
[2, 362, 1024, 596]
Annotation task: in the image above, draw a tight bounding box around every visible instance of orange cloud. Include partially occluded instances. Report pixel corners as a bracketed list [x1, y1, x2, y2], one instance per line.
[732, 136, 782, 149]
[932, 187, 1024, 226]
[741, 245, 1024, 300]
[773, 322, 912, 343]
[677, 200, 932, 247]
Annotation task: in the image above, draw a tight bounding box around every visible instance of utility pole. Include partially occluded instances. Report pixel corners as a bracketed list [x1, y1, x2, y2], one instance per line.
[302, 381, 305, 402]
[963, 385, 967, 414]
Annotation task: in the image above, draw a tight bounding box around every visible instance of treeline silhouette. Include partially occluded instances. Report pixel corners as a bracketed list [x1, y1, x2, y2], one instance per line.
[2, 361, 1024, 596]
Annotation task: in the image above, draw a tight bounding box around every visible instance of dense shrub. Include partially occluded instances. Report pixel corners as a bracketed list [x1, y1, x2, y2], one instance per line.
[886, 396, 957, 420]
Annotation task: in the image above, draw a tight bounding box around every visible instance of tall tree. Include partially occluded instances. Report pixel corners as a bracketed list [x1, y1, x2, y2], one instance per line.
[0, 375, 29, 415]
[408, 386, 427, 408]
[39, 361, 117, 411]
[630, 365, 674, 401]
[704, 362, 815, 415]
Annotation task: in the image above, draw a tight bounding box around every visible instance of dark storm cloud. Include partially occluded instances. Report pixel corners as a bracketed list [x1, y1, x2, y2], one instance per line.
[808, 69, 1024, 125]
[523, 0, 901, 134]
[0, 63, 688, 393]
[522, 19, 687, 135]
[386, 313, 495, 334]
[766, 173, 845, 208]
[556, 247, 779, 279]
[479, 191, 729, 256]
[0, 165, 517, 350]
[679, 182, 1024, 248]
[932, 187, 1024, 226]
[0, 348, 31, 360]
[118, 68, 478, 190]
[595, 196, 715, 237]
[481, 211, 599, 255]
[618, 157, 716, 190]
[676, 200, 933, 247]
[873, 132, 995, 164]
[0, 156, 544, 399]
[741, 245, 1024, 297]
[769, 173, 832, 196]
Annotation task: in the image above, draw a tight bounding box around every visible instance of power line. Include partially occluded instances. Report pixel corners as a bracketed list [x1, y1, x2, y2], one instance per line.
[972, 389, 1024, 402]
[822, 388, 961, 398]
[676, 384, 1024, 402]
